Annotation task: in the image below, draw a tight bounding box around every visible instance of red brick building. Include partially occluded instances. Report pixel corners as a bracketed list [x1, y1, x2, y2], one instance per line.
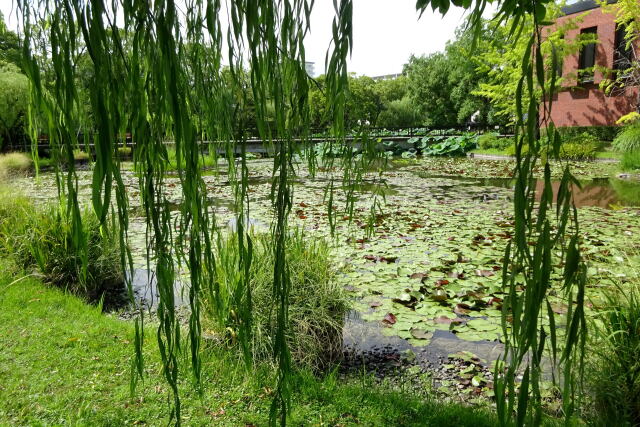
[544, 0, 638, 127]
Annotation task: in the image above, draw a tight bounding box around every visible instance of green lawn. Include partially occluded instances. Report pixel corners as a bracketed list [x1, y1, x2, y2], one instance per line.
[0, 263, 497, 426]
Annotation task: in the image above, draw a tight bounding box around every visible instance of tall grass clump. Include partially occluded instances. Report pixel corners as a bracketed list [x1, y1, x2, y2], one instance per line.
[587, 281, 640, 426]
[620, 150, 640, 171]
[0, 152, 32, 180]
[613, 123, 640, 153]
[202, 230, 348, 371]
[0, 188, 123, 301]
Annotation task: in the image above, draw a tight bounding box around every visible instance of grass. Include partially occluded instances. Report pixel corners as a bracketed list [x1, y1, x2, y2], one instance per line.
[613, 123, 640, 153]
[203, 230, 349, 371]
[0, 187, 123, 301]
[470, 147, 512, 156]
[620, 150, 640, 171]
[0, 258, 498, 426]
[586, 275, 640, 426]
[0, 152, 33, 180]
[165, 146, 219, 171]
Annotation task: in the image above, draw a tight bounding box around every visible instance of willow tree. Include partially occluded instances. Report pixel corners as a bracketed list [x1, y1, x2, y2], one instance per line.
[16, 0, 587, 425]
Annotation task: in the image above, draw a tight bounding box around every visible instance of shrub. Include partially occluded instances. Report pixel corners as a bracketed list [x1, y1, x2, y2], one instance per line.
[0, 152, 32, 180]
[620, 150, 640, 171]
[0, 188, 123, 301]
[563, 131, 605, 150]
[587, 282, 640, 426]
[547, 125, 620, 142]
[477, 133, 512, 150]
[505, 140, 597, 160]
[613, 123, 640, 153]
[202, 230, 348, 370]
[556, 142, 597, 160]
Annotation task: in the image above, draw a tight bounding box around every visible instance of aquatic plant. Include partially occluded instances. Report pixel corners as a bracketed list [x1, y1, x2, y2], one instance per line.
[0, 189, 122, 300]
[203, 230, 348, 371]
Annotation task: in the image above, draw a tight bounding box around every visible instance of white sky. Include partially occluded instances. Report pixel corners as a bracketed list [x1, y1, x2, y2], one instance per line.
[0, 0, 476, 77]
[305, 1, 469, 77]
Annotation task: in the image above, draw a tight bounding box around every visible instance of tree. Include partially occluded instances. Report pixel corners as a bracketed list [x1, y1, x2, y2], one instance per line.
[599, 0, 640, 115]
[403, 24, 495, 127]
[17, 0, 589, 426]
[0, 62, 29, 150]
[473, 8, 591, 124]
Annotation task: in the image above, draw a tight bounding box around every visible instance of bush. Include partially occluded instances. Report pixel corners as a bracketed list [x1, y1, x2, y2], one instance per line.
[620, 150, 640, 171]
[0, 188, 123, 301]
[563, 131, 605, 150]
[547, 125, 620, 142]
[477, 133, 512, 150]
[505, 140, 597, 160]
[202, 230, 348, 370]
[613, 123, 640, 153]
[376, 97, 421, 129]
[587, 282, 640, 426]
[0, 152, 32, 180]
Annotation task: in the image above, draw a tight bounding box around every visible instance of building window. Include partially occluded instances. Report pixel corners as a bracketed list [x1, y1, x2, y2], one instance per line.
[614, 24, 634, 73]
[578, 26, 597, 83]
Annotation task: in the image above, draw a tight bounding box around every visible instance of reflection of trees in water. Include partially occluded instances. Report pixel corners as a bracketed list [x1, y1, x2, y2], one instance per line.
[532, 178, 640, 208]
[609, 179, 640, 205]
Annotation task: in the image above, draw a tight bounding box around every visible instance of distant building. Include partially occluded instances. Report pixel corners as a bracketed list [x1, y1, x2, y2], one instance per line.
[305, 61, 315, 77]
[371, 73, 403, 81]
[542, 0, 638, 127]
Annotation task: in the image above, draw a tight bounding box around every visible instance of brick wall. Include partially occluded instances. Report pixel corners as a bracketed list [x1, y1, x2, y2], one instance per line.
[543, 5, 638, 127]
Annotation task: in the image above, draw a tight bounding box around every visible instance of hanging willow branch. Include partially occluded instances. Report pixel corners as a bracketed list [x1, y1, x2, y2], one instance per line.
[17, 0, 587, 425]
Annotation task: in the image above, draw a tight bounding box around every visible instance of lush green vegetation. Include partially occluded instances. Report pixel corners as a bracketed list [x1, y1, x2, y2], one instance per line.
[0, 188, 122, 301]
[203, 231, 348, 371]
[587, 279, 640, 426]
[7, 0, 639, 424]
[0, 259, 500, 426]
[613, 123, 640, 154]
[0, 152, 32, 179]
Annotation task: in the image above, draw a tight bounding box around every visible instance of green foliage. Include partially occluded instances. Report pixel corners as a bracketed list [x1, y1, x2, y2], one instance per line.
[588, 281, 640, 426]
[505, 138, 597, 160]
[0, 64, 29, 150]
[404, 43, 488, 127]
[376, 97, 421, 129]
[309, 74, 384, 129]
[598, 0, 640, 113]
[613, 123, 640, 153]
[562, 131, 603, 149]
[0, 14, 22, 68]
[473, 7, 584, 124]
[0, 189, 122, 300]
[421, 134, 478, 156]
[0, 266, 499, 425]
[203, 231, 348, 371]
[620, 150, 640, 171]
[0, 152, 32, 179]
[477, 133, 512, 150]
[549, 126, 619, 143]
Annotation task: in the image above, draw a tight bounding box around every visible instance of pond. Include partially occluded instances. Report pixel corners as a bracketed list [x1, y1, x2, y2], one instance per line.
[14, 156, 640, 395]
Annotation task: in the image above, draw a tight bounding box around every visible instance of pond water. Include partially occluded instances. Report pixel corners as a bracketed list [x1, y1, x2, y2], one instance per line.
[419, 174, 640, 208]
[13, 156, 640, 392]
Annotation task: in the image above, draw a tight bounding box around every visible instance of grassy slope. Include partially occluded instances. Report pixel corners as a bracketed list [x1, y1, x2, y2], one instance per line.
[0, 266, 497, 426]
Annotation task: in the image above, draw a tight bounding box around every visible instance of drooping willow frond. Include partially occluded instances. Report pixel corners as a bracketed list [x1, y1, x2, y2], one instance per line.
[16, 0, 588, 425]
